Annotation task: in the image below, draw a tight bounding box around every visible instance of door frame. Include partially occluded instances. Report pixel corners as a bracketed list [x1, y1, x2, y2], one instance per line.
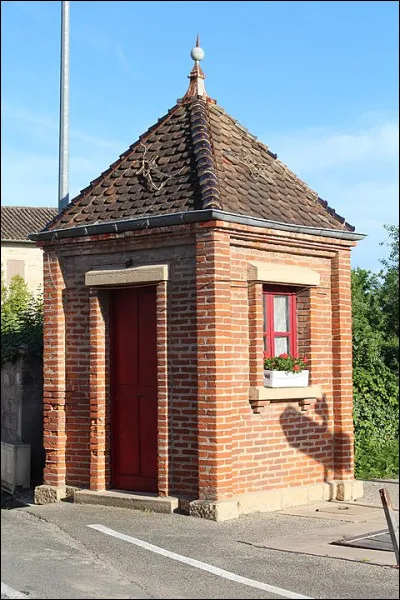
[85, 264, 169, 495]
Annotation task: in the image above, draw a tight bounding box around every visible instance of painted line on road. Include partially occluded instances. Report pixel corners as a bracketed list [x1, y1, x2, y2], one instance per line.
[88, 524, 313, 599]
[345, 530, 389, 543]
[1, 582, 30, 599]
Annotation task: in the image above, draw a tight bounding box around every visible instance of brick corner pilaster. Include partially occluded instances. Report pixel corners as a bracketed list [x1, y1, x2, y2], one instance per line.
[88, 288, 109, 491]
[195, 229, 233, 501]
[42, 250, 66, 488]
[331, 249, 354, 480]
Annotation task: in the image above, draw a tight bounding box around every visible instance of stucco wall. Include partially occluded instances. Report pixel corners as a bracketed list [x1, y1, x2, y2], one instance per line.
[1, 355, 44, 485]
[1, 359, 23, 443]
[1, 242, 45, 295]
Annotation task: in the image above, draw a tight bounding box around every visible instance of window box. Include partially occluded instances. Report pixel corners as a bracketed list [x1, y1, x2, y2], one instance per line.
[263, 369, 309, 388]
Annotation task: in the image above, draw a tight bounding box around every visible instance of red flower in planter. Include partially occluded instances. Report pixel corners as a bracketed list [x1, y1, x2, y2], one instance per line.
[263, 353, 308, 373]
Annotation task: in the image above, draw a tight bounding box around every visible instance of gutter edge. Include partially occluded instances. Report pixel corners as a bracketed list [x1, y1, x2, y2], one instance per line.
[28, 209, 367, 243]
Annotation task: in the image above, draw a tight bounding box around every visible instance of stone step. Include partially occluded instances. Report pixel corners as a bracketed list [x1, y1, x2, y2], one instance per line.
[73, 489, 180, 514]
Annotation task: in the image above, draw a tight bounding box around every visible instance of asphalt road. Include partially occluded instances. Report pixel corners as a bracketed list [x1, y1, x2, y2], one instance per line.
[1, 480, 399, 600]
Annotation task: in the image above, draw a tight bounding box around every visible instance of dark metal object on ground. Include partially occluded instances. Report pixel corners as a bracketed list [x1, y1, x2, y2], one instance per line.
[379, 487, 399, 566]
[331, 529, 394, 552]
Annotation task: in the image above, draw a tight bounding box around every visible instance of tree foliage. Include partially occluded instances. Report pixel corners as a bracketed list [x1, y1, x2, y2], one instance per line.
[1, 268, 43, 364]
[352, 225, 399, 479]
[379, 224, 399, 373]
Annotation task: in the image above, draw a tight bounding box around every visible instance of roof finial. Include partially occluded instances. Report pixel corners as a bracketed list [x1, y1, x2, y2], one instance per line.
[190, 34, 205, 64]
[182, 35, 210, 101]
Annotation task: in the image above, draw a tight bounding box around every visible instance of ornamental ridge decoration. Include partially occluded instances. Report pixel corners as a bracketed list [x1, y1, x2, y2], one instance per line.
[223, 150, 275, 185]
[131, 142, 185, 192]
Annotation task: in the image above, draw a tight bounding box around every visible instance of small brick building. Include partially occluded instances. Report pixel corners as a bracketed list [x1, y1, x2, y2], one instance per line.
[32, 43, 365, 519]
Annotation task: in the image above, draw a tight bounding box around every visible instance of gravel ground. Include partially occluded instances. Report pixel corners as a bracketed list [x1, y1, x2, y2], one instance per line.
[357, 479, 399, 510]
[2, 478, 398, 600]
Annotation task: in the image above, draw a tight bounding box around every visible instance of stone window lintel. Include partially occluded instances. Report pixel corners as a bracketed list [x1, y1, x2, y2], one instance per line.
[247, 262, 320, 287]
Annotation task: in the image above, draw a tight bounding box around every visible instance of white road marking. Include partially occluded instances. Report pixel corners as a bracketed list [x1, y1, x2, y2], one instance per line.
[1, 582, 30, 599]
[346, 531, 389, 543]
[88, 524, 314, 599]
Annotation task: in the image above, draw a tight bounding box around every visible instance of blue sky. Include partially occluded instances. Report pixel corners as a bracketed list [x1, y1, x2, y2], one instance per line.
[1, 1, 398, 271]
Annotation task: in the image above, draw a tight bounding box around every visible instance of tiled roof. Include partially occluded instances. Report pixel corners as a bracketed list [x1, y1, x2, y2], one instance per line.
[44, 59, 354, 235]
[1, 206, 58, 241]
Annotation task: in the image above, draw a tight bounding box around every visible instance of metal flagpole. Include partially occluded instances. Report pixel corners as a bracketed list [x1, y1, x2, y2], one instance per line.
[58, 0, 70, 211]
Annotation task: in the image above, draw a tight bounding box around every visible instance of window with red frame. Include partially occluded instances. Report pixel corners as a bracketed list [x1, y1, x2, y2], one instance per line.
[262, 286, 297, 357]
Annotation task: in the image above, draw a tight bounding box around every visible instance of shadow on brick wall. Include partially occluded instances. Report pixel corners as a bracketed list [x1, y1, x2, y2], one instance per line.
[279, 395, 353, 481]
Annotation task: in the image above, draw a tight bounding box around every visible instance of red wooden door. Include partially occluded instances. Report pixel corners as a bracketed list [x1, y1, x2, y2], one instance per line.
[111, 286, 158, 492]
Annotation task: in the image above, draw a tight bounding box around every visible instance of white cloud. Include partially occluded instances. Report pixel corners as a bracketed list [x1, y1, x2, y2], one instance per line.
[262, 115, 399, 272]
[1, 104, 123, 152]
[1, 152, 58, 207]
[1, 145, 125, 208]
[73, 25, 132, 74]
[116, 44, 131, 73]
[264, 118, 399, 175]
[335, 181, 399, 223]
[1, 103, 126, 207]
[1, 105, 56, 130]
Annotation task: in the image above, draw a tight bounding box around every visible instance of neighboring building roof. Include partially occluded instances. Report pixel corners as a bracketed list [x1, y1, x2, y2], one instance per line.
[1, 206, 58, 241]
[41, 40, 356, 237]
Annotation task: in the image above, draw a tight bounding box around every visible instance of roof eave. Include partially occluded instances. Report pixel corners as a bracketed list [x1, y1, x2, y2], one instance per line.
[28, 210, 366, 243]
[1, 238, 34, 244]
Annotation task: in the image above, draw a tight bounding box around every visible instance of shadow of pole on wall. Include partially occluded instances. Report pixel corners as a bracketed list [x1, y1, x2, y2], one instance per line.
[279, 394, 353, 491]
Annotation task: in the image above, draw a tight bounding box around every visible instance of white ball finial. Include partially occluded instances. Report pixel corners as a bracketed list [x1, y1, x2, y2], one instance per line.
[190, 46, 204, 62]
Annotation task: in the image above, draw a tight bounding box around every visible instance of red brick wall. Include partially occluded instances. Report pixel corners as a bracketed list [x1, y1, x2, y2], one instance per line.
[225, 224, 353, 496]
[40, 220, 356, 501]
[42, 251, 66, 488]
[65, 283, 90, 486]
[89, 289, 110, 491]
[331, 250, 355, 480]
[42, 230, 200, 493]
[196, 229, 234, 500]
[165, 254, 198, 496]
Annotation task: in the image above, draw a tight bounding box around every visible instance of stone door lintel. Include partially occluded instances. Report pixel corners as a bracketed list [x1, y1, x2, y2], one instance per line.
[85, 264, 169, 287]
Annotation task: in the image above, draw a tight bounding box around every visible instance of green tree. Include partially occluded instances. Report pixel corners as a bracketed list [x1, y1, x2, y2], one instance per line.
[1, 266, 43, 364]
[1, 271, 32, 331]
[379, 224, 399, 373]
[351, 225, 399, 479]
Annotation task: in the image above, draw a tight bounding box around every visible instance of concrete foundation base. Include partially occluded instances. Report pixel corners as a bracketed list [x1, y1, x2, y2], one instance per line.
[335, 479, 364, 501]
[188, 480, 364, 521]
[34, 485, 77, 505]
[34, 480, 364, 521]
